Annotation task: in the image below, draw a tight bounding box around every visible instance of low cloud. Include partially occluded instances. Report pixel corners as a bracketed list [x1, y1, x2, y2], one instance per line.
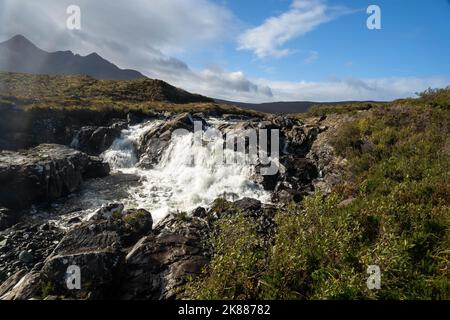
[255, 77, 450, 102]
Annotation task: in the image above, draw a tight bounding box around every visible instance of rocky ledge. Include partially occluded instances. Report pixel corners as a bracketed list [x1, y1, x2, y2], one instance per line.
[0, 144, 110, 229]
[0, 197, 276, 300]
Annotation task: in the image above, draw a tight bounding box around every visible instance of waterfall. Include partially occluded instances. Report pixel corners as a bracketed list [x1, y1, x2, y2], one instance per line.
[101, 120, 270, 223]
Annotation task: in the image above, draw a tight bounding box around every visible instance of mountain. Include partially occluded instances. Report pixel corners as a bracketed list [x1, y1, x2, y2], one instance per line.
[0, 35, 146, 80]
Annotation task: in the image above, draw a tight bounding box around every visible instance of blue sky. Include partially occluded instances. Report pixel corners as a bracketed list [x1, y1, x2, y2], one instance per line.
[205, 0, 450, 82]
[1, 0, 449, 102]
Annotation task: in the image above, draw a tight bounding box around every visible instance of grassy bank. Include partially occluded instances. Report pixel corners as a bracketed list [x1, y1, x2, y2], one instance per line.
[184, 89, 450, 300]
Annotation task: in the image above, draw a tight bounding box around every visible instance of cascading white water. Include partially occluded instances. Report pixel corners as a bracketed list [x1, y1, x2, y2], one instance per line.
[101, 120, 270, 223]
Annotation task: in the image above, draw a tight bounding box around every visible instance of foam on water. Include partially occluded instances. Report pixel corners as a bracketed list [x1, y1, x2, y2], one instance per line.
[101, 120, 270, 223]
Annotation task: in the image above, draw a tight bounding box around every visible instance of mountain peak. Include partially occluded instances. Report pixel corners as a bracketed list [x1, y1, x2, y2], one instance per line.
[1, 35, 37, 50]
[0, 36, 146, 81]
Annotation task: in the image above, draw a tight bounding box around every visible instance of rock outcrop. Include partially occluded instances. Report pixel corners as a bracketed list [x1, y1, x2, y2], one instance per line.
[138, 113, 206, 167]
[122, 213, 210, 299]
[73, 124, 124, 156]
[41, 219, 124, 299]
[0, 144, 110, 210]
[0, 203, 212, 300]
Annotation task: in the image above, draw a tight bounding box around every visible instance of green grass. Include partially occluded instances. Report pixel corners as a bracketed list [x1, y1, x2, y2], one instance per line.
[184, 89, 450, 300]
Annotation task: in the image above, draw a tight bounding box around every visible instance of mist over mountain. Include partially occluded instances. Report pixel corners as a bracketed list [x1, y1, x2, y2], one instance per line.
[0, 35, 145, 80]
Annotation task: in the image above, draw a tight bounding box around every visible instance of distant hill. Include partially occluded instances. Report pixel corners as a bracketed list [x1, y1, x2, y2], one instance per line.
[216, 100, 316, 113]
[216, 99, 381, 114]
[0, 35, 145, 80]
[0, 71, 214, 104]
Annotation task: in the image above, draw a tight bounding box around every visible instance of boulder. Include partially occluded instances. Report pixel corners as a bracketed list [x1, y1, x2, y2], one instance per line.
[282, 125, 321, 156]
[138, 113, 206, 167]
[75, 126, 122, 156]
[0, 144, 110, 209]
[121, 214, 210, 299]
[233, 198, 262, 213]
[41, 219, 123, 298]
[191, 207, 207, 219]
[89, 203, 125, 221]
[122, 209, 153, 242]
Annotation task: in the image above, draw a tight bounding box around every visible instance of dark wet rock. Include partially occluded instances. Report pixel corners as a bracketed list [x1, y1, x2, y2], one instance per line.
[18, 251, 34, 264]
[271, 189, 306, 204]
[41, 219, 123, 298]
[233, 198, 262, 212]
[83, 156, 111, 179]
[138, 138, 170, 168]
[138, 113, 206, 167]
[283, 125, 321, 156]
[122, 209, 153, 242]
[0, 208, 19, 231]
[191, 207, 207, 219]
[75, 126, 122, 156]
[127, 112, 141, 125]
[0, 144, 110, 210]
[278, 156, 318, 190]
[250, 168, 279, 191]
[0, 271, 43, 300]
[126, 111, 160, 125]
[90, 203, 125, 221]
[121, 214, 210, 300]
[0, 222, 63, 283]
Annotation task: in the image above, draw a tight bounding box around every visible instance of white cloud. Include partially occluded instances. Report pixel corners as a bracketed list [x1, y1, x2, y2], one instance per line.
[238, 0, 343, 58]
[147, 66, 273, 102]
[254, 77, 450, 102]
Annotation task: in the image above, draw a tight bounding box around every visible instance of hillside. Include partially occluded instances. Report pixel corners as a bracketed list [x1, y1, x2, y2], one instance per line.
[0, 35, 145, 80]
[0, 71, 214, 105]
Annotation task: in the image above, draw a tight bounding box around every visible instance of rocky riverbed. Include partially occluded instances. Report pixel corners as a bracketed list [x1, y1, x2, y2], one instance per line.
[0, 110, 346, 300]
